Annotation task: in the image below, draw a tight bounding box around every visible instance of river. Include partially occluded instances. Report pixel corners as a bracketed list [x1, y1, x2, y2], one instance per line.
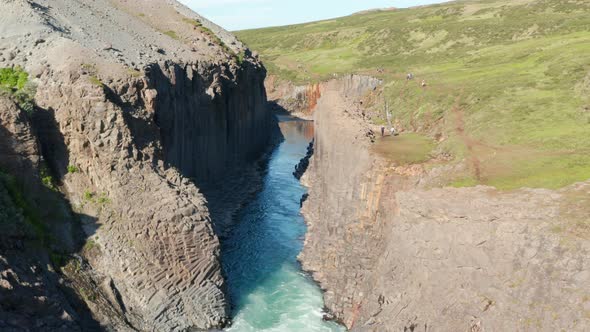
[221, 116, 344, 331]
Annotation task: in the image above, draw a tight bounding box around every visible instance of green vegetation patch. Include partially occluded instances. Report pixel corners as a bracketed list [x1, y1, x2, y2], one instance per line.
[182, 18, 202, 27]
[163, 30, 179, 40]
[40, 162, 57, 191]
[83, 190, 94, 201]
[127, 68, 142, 77]
[67, 165, 79, 174]
[0, 67, 28, 90]
[88, 75, 104, 87]
[372, 133, 435, 165]
[0, 67, 35, 114]
[97, 193, 110, 205]
[82, 190, 110, 206]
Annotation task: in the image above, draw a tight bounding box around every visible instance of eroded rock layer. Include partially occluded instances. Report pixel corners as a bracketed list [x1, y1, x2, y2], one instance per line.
[0, 0, 274, 330]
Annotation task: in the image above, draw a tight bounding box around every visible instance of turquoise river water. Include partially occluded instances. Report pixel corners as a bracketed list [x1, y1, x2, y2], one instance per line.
[222, 117, 345, 332]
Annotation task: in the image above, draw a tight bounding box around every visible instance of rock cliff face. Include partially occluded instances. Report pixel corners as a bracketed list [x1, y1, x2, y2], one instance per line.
[301, 76, 590, 331]
[148, 61, 270, 185]
[265, 76, 322, 119]
[0, 0, 274, 330]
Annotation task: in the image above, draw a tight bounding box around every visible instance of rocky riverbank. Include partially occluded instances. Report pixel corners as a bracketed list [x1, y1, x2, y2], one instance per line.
[0, 0, 275, 330]
[300, 75, 590, 331]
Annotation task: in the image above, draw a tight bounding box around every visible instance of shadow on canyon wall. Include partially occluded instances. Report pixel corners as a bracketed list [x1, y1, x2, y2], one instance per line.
[0, 104, 105, 331]
[148, 62, 276, 186]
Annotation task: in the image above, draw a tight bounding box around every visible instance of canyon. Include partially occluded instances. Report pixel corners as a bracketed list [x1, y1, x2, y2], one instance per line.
[240, 2, 590, 329]
[1, 0, 590, 331]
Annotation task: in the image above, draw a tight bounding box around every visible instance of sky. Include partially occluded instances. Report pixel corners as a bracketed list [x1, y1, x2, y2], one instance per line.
[178, 0, 452, 31]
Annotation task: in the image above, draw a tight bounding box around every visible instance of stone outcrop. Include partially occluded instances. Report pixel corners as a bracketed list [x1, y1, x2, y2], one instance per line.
[266, 74, 380, 119]
[0, 0, 274, 330]
[300, 76, 590, 331]
[293, 140, 314, 180]
[266, 76, 323, 119]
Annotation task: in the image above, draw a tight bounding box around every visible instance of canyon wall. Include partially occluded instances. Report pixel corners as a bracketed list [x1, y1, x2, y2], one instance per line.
[0, 0, 274, 330]
[301, 76, 590, 331]
[152, 61, 271, 185]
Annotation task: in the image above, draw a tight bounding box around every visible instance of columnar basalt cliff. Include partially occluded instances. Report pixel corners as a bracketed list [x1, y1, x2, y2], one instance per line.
[150, 61, 271, 184]
[0, 0, 274, 330]
[300, 76, 590, 331]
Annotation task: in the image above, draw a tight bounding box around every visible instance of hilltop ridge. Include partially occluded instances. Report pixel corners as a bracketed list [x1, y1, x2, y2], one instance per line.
[352, 7, 397, 16]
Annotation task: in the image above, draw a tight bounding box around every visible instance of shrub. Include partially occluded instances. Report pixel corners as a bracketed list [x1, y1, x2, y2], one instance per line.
[0, 67, 28, 90]
[97, 193, 110, 205]
[83, 190, 94, 201]
[0, 67, 36, 114]
[13, 88, 35, 114]
[236, 51, 246, 65]
[40, 162, 57, 191]
[67, 165, 79, 174]
[41, 176, 54, 189]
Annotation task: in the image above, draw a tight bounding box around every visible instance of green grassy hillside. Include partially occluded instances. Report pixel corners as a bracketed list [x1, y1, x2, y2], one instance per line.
[237, 0, 590, 189]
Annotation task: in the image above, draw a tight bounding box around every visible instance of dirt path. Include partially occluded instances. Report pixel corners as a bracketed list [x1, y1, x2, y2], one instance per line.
[451, 95, 484, 181]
